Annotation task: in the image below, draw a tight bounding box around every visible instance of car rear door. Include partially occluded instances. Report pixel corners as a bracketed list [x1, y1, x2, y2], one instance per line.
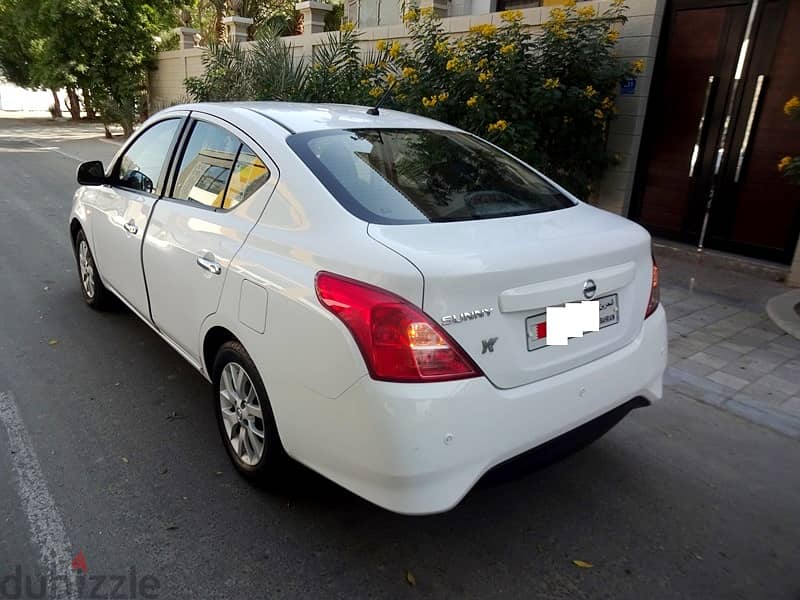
[90, 115, 186, 317]
[141, 113, 278, 360]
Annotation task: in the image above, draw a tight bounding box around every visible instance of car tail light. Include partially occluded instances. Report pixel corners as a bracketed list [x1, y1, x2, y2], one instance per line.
[315, 272, 483, 383]
[645, 257, 660, 319]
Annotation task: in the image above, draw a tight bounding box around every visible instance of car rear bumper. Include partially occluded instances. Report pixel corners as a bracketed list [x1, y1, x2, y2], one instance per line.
[284, 305, 667, 514]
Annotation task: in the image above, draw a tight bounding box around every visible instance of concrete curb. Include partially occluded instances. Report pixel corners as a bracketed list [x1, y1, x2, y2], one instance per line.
[665, 367, 800, 439]
[653, 240, 788, 282]
[766, 289, 800, 340]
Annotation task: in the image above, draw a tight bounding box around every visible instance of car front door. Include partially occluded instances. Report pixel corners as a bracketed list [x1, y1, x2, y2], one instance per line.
[90, 116, 185, 317]
[142, 114, 277, 360]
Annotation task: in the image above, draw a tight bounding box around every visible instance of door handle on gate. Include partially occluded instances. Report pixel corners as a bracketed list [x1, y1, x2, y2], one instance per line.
[689, 75, 716, 177]
[734, 74, 766, 183]
[197, 256, 222, 275]
[123, 220, 138, 235]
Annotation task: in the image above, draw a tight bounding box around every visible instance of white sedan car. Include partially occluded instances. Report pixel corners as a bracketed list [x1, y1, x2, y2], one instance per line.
[70, 102, 667, 514]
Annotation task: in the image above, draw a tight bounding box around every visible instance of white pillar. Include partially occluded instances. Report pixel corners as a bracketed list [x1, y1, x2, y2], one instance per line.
[222, 15, 254, 44]
[174, 27, 200, 49]
[470, 0, 496, 15]
[418, 0, 449, 18]
[296, 1, 333, 34]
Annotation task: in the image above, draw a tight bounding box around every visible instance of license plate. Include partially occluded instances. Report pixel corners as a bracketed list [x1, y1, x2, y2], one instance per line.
[526, 293, 619, 351]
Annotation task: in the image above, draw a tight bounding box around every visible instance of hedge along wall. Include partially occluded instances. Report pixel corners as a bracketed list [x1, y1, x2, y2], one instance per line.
[148, 0, 666, 217]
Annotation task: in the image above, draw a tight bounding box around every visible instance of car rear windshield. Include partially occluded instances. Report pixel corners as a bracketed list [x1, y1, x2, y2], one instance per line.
[287, 128, 574, 224]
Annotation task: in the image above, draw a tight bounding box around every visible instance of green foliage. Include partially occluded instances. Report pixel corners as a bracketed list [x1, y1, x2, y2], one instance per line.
[186, 40, 255, 101]
[0, 0, 179, 131]
[780, 96, 800, 185]
[186, 1, 640, 195]
[325, 3, 344, 32]
[304, 26, 372, 104]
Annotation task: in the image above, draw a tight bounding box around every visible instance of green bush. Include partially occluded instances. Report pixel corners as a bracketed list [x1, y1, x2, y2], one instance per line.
[185, 0, 641, 197]
[779, 96, 800, 184]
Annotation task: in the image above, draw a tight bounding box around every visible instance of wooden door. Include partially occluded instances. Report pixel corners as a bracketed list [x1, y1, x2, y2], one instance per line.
[707, 0, 800, 262]
[631, 0, 800, 264]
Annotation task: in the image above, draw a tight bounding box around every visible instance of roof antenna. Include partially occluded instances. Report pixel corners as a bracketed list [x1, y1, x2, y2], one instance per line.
[366, 80, 397, 116]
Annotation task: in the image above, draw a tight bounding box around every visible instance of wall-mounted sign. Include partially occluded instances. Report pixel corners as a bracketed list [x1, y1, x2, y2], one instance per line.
[620, 76, 637, 95]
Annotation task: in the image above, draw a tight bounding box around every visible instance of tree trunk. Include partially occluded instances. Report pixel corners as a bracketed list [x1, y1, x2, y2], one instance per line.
[49, 89, 62, 118]
[66, 86, 81, 120]
[82, 88, 96, 119]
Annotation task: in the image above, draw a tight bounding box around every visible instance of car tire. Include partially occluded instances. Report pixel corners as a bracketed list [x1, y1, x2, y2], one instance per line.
[212, 341, 287, 484]
[74, 229, 113, 310]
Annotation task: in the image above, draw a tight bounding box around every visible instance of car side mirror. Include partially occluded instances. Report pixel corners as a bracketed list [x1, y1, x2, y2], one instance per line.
[77, 161, 106, 186]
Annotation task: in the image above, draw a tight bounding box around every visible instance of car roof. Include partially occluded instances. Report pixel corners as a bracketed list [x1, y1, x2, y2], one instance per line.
[166, 101, 460, 135]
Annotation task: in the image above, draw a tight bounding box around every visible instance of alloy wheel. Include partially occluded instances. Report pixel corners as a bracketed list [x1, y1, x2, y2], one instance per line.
[78, 240, 95, 299]
[219, 362, 265, 466]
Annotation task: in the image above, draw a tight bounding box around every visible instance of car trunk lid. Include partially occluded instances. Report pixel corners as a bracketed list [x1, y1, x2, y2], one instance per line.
[368, 203, 654, 389]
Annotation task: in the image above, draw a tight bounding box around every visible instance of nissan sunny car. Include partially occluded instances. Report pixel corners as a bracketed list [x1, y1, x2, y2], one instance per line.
[70, 102, 667, 514]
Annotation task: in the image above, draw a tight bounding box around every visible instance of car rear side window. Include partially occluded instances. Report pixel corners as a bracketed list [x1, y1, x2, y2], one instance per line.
[224, 146, 270, 210]
[172, 121, 270, 210]
[287, 128, 574, 224]
[173, 121, 240, 208]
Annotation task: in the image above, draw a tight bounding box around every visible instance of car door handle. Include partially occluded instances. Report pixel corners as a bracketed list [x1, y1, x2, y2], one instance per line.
[123, 220, 138, 235]
[197, 256, 222, 275]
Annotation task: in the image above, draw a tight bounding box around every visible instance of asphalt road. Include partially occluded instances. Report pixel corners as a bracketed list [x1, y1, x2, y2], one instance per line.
[1, 122, 799, 600]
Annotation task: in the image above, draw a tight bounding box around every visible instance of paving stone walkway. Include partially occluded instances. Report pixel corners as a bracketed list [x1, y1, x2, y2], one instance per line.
[656, 246, 800, 438]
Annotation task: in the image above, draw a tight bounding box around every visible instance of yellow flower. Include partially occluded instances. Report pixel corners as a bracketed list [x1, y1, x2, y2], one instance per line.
[360, 79, 368, 85]
[500, 43, 516, 55]
[477, 58, 488, 69]
[402, 66, 416, 78]
[365, 62, 376, 71]
[437, 92, 449, 102]
[422, 96, 438, 108]
[543, 77, 560, 89]
[487, 119, 508, 133]
[576, 5, 595, 18]
[601, 96, 614, 110]
[612, 0, 625, 6]
[466, 95, 478, 107]
[607, 30, 620, 43]
[778, 156, 793, 172]
[594, 108, 604, 120]
[469, 23, 497, 37]
[434, 40, 449, 54]
[631, 59, 646, 73]
[784, 96, 800, 116]
[446, 58, 459, 71]
[341, 21, 355, 32]
[419, 6, 435, 17]
[389, 41, 402, 58]
[564, 0, 576, 7]
[478, 71, 493, 83]
[386, 73, 396, 85]
[369, 87, 383, 98]
[402, 8, 418, 22]
[500, 9, 523, 22]
[584, 85, 597, 97]
[547, 7, 567, 24]
[375, 40, 386, 52]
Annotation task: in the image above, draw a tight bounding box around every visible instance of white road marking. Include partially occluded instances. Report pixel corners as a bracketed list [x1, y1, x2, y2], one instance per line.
[0, 390, 77, 600]
[27, 141, 84, 162]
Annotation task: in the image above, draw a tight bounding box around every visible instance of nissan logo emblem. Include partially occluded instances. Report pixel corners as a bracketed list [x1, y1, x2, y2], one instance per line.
[583, 279, 597, 299]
